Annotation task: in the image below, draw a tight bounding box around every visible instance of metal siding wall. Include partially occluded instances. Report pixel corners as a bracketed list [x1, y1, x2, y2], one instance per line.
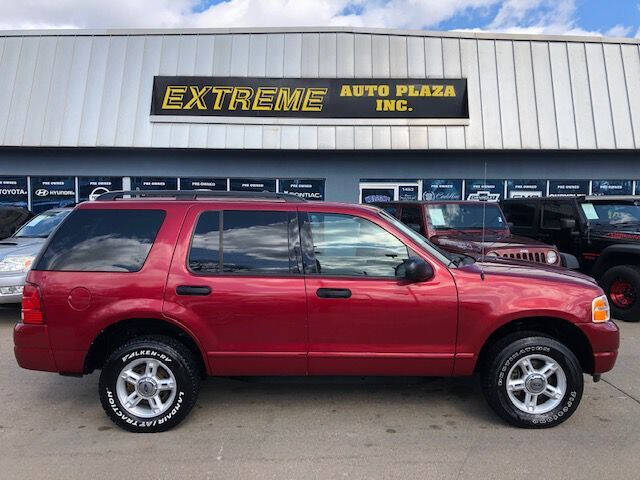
[0, 30, 636, 151]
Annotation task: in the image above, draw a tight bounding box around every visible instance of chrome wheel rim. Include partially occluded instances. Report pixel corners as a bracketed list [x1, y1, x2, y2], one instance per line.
[506, 354, 567, 415]
[116, 358, 177, 418]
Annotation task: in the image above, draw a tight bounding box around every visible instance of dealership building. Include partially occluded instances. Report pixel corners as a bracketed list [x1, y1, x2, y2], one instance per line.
[0, 26, 638, 211]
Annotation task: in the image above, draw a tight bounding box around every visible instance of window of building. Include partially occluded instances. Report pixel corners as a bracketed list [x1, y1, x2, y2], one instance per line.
[189, 210, 293, 275]
[308, 213, 409, 277]
[36, 210, 165, 272]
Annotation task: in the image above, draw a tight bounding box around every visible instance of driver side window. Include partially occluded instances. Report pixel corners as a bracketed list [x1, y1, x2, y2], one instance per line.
[307, 213, 409, 277]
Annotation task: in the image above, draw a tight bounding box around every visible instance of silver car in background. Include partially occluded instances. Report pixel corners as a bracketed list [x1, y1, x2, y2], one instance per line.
[0, 208, 71, 303]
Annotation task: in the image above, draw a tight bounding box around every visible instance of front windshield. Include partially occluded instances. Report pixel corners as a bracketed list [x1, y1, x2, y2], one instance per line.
[427, 203, 507, 230]
[580, 201, 640, 225]
[14, 210, 70, 238]
[378, 209, 454, 266]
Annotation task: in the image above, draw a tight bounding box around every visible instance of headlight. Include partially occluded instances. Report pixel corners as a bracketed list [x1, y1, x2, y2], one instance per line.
[0, 255, 35, 273]
[592, 295, 610, 323]
[486, 251, 499, 257]
[546, 250, 558, 264]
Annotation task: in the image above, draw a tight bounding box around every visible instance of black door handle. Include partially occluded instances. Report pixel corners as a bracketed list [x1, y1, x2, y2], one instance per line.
[316, 288, 352, 299]
[176, 285, 212, 296]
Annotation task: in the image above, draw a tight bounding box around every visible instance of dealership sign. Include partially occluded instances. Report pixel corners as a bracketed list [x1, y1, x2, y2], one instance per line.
[0, 177, 28, 207]
[150, 77, 469, 125]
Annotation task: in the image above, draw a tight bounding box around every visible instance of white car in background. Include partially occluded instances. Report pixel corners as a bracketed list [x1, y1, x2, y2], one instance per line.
[0, 208, 71, 303]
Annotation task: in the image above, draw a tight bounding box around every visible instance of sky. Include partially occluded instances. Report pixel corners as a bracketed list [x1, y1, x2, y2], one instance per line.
[0, 0, 638, 38]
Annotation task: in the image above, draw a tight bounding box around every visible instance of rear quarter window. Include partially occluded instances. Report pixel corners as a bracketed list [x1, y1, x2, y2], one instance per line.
[35, 209, 165, 272]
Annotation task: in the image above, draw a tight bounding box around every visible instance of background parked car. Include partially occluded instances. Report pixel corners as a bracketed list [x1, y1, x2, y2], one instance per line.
[501, 196, 640, 322]
[372, 200, 566, 267]
[0, 206, 32, 240]
[0, 208, 71, 303]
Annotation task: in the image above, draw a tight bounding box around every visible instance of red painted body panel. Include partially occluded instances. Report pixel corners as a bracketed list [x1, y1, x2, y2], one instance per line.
[13, 199, 619, 378]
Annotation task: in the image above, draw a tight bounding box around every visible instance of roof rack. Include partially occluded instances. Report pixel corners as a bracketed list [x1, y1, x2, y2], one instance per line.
[95, 190, 307, 203]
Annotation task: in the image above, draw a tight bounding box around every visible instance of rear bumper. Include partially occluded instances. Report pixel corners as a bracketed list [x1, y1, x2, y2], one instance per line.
[577, 321, 620, 374]
[13, 322, 57, 372]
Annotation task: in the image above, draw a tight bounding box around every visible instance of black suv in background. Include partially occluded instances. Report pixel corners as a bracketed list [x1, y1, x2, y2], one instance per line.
[501, 196, 640, 321]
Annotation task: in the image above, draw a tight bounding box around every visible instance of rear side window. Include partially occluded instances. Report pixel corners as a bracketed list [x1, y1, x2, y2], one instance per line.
[541, 202, 576, 229]
[399, 205, 423, 232]
[35, 209, 165, 272]
[189, 210, 296, 275]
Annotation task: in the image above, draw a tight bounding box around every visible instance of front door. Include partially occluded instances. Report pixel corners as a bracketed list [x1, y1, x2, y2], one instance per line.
[163, 205, 307, 375]
[301, 210, 458, 376]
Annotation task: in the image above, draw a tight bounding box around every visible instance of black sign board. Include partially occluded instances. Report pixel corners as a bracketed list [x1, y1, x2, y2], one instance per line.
[361, 188, 395, 204]
[131, 177, 178, 191]
[422, 179, 463, 200]
[0, 176, 28, 207]
[591, 180, 633, 196]
[30, 177, 76, 213]
[78, 177, 123, 201]
[180, 177, 228, 191]
[151, 77, 469, 119]
[548, 180, 589, 197]
[506, 179, 546, 199]
[465, 179, 504, 201]
[278, 179, 325, 200]
[229, 178, 276, 192]
[398, 185, 419, 201]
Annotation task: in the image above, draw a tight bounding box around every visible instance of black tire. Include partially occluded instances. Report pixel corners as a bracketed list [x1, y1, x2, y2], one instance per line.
[99, 335, 200, 433]
[601, 265, 640, 322]
[481, 333, 583, 428]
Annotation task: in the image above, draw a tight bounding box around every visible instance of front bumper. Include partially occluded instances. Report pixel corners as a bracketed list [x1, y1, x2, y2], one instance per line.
[577, 321, 620, 374]
[0, 272, 26, 304]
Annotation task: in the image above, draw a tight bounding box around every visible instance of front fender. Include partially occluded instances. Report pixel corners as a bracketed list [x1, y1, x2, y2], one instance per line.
[592, 244, 640, 277]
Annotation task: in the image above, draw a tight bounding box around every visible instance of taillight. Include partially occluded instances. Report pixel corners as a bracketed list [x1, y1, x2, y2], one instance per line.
[21, 283, 45, 325]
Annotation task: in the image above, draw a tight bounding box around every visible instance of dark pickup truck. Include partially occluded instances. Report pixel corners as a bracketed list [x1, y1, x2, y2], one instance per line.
[372, 200, 563, 267]
[501, 195, 640, 322]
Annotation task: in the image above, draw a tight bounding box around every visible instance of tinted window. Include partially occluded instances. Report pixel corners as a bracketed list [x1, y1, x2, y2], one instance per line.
[188, 211, 221, 273]
[189, 210, 293, 274]
[502, 201, 537, 227]
[400, 205, 423, 232]
[36, 210, 165, 272]
[308, 213, 409, 277]
[14, 210, 70, 238]
[542, 202, 576, 229]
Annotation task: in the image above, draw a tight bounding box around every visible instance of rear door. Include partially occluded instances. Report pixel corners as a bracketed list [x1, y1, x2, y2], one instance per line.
[163, 204, 308, 375]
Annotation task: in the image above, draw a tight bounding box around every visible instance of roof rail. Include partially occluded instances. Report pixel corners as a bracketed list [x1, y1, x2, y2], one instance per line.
[95, 190, 307, 203]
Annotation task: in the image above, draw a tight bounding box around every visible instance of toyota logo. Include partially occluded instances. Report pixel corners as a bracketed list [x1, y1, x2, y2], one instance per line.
[35, 188, 49, 197]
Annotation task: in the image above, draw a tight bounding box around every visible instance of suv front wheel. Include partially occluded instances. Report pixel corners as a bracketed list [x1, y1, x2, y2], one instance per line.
[98, 335, 201, 433]
[481, 334, 583, 428]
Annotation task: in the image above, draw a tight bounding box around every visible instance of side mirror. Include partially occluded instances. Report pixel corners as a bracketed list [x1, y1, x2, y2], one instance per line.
[560, 218, 576, 230]
[399, 258, 434, 282]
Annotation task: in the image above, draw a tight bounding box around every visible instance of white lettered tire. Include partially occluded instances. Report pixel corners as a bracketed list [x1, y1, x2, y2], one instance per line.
[481, 333, 584, 428]
[99, 335, 200, 433]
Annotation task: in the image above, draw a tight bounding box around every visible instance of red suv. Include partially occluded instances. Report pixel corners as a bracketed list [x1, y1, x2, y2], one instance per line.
[14, 191, 619, 432]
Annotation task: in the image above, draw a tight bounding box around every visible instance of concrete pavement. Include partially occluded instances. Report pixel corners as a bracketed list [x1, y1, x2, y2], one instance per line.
[0, 305, 638, 479]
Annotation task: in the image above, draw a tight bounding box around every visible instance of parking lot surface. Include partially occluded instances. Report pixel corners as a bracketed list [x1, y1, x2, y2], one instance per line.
[0, 305, 638, 480]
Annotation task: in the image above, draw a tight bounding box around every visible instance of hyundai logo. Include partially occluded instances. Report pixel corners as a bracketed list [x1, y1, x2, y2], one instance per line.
[34, 189, 49, 197]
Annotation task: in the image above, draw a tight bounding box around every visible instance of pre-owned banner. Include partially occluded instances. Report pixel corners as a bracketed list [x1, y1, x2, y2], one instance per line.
[278, 179, 325, 200]
[30, 177, 76, 213]
[465, 179, 504, 202]
[229, 178, 276, 192]
[506, 179, 546, 199]
[180, 177, 228, 191]
[0, 176, 28, 207]
[151, 77, 469, 120]
[548, 180, 589, 196]
[591, 180, 633, 196]
[422, 179, 463, 200]
[131, 177, 178, 191]
[78, 177, 123, 201]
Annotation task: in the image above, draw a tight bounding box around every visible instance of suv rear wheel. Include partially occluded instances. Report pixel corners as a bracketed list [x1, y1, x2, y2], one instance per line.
[98, 335, 200, 433]
[601, 265, 640, 322]
[481, 333, 583, 428]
